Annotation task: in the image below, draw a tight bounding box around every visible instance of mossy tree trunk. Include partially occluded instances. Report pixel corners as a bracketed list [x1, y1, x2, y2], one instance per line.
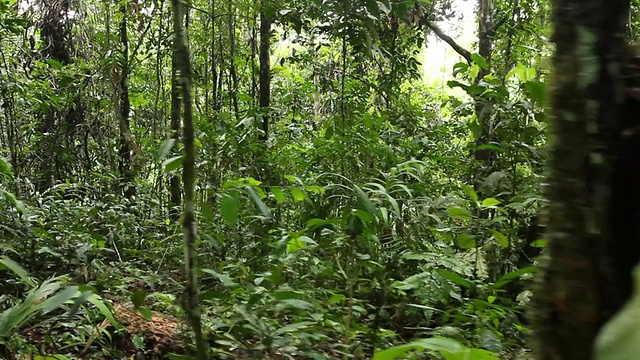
[533, 0, 640, 359]
[171, 0, 207, 357]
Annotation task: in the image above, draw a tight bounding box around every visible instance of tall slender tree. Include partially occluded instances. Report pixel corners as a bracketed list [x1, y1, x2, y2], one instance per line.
[533, 0, 640, 358]
[172, 0, 207, 357]
[117, 0, 136, 198]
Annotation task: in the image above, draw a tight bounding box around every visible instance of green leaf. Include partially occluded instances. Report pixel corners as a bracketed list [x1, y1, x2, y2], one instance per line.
[131, 290, 146, 308]
[246, 186, 271, 219]
[46, 59, 63, 69]
[481, 198, 501, 208]
[524, 80, 547, 105]
[290, 187, 306, 203]
[2, 190, 26, 214]
[373, 337, 472, 360]
[273, 321, 315, 336]
[40, 286, 80, 314]
[456, 233, 476, 249]
[452, 62, 469, 76]
[354, 185, 377, 216]
[201, 269, 238, 287]
[162, 155, 183, 172]
[325, 125, 334, 139]
[271, 187, 286, 203]
[221, 193, 240, 225]
[436, 269, 471, 288]
[157, 139, 175, 159]
[0, 256, 35, 287]
[461, 184, 478, 202]
[490, 230, 509, 248]
[530, 239, 547, 248]
[494, 266, 537, 289]
[275, 299, 314, 311]
[447, 80, 468, 90]
[373, 343, 424, 360]
[87, 294, 122, 329]
[137, 307, 153, 320]
[0, 156, 13, 179]
[595, 264, 640, 360]
[447, 207, 473, 221]
[287, 236, 306, 252]
[201, 203, 214, 221]
[471, 53, 489, 69]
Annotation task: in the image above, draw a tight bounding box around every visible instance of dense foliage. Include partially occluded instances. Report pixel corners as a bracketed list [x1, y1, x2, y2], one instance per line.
[0, 0, 602, 358]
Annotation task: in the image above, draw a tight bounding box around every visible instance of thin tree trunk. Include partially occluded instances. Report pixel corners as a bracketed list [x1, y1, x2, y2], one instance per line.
[227, 2, 240, 118]
[258, 9, 271, 141]
[172, 0, 207, 357]
[118, 1, 136, 198]
[533, 1, 639, 359]
[169, 45, 182, 217]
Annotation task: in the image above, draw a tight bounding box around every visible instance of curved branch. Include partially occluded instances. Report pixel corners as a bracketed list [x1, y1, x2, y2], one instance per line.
[425, 20, 472, 63]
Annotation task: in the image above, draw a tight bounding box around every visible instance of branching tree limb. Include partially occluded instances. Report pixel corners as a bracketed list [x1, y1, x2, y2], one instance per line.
[424, 20, 472, 63]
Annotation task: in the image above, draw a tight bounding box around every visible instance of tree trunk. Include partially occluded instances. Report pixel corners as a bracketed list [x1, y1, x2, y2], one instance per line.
[533, 1, 640, 359]
[227, 2, 240, 118]
[473, 0, 496, 165]
[259, 9, 271, 141]
[171, 0, 207, 357]
[118, 2, 136, 198]
[169, 47, 182, 218]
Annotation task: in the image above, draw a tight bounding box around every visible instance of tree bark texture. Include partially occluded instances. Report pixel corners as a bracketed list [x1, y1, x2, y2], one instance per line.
[259, 9, 271, 141]
[172, 0, 207, 357]
[533, 1, 640, 359]
[169, 50, 182, 217]
[118, 2, 136, 198]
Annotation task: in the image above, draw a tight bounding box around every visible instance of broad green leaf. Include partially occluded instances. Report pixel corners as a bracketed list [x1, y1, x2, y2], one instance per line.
[0, 256, 35, 287]
[530, 239, 547, 248]
[461, 184, 478, 202]
[131, 290, 146, 308]
[46, 59, 63, 69]
[40, 286, 80, 314]
[162, 155, 183, 172]
[471, 53, 489, 69]
[86, 294, 122, 329]
[200, 203, 214, 221]
[452, 62, 469, 76]
[246, 186, 271, 219]
[436, 269, 472, 288]
[325, 125, 334, 139]
[373, 343, 424, 360]
[490, 230, 509, 248]
[481, 198, 501, 208]
[456, 233, 476, 249]
[275, 299, 314, 311]
[273, 321, 315, 336]
[447, 207, 473, 221]
[494, 266, 537, 289]
[2, 190, 26, 214]
[157, 139, 175, 159]
[271, 187, 286, 203]
[290, 187, 306, 203]
[354, 185, 377, 216]
[201, 269, 238, 287]
[595, 264, 640, 360]
[137, 307, 153, 320]
[220, 193, 240, 225]
[0, 156, 13, 179]
[287, 236, 306, 252]
[274, 290, 303, 300]
[525, 80, 547, 105]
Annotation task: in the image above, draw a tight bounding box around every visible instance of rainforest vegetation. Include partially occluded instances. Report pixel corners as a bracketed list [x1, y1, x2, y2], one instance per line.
[1, 0, 639, 358]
